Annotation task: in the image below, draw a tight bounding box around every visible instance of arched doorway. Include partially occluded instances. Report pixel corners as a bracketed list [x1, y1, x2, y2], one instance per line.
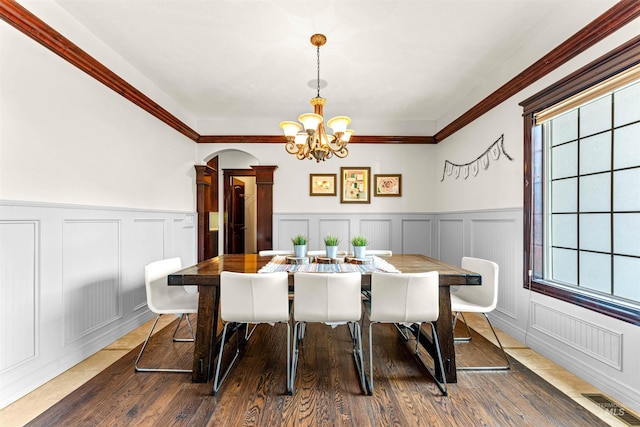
[195, 150, 277, 260]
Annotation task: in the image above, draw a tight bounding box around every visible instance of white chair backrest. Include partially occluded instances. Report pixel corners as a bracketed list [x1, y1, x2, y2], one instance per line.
[369, 271, 439, 323]
[306, 250, 325, 256]
[220, 272, 289, 323]
[144, 257, 183, 313]
[293, 272, 362, 322]
[259, 250, 293, 256]
[365, 250, 392, 256]
[307, 250, 348, 257]
[457, 257, 499, 311]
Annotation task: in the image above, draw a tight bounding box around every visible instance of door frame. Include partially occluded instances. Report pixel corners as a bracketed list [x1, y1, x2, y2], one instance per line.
[221, 165, 278, 254]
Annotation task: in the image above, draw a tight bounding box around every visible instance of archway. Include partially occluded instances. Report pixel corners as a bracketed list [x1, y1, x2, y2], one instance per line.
[196, 149, 277, 260]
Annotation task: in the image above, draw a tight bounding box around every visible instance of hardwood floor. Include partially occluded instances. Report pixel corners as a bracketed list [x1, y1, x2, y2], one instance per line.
[1, 314, 635, 426]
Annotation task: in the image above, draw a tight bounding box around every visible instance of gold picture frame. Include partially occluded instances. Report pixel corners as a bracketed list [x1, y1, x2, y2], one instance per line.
[374, 174, 402, 197]
[309, 174, 337, 196]
[340, 167, 370, 203]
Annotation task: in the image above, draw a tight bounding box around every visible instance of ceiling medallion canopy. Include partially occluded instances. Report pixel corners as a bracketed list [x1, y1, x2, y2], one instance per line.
[280, 34, 354, 162]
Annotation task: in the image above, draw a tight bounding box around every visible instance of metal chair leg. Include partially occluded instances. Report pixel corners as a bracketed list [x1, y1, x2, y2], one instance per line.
[452, 312, 473, 342]
[454, 312, 511, 371]
[172, 313, 195, 342]
[411, 322, 448, 396]
[290, 321, 304, 393]
[286, 321, 292, 395]
[369, 322, 446, 396]
[350, 321, 369, 395]
[135, 314, 193, 373]
[368, 321, 377, 394]
[213, 322, 241, 395]
[394, 323, 412, 341]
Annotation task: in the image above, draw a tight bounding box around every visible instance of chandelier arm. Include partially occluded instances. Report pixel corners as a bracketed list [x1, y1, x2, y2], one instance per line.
[325, 138, 347, 151]
[333, 147, 349, 158]
[285, 140, 300, 154]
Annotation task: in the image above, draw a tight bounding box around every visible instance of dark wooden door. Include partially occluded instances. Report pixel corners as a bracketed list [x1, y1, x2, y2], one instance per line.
[229, 178, 245, 254]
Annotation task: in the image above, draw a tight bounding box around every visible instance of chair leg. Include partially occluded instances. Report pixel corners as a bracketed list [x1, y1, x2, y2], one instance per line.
[368, 321, 377, 394]
[452, 312, 473, 342]
[213, 322, 241, 395]
[245, 323, 258, 340]
[135, 314, 193, 373]
[172, 313, 195, 342]
[350, 321, 369, 395]
[455, 312, 511, 371]
[393, 323, 412, 341]
[285, 321, 292, 395]
[411, 322, 447, 396]
[290, 321, 304, 393]
[427, 323, 448, 395]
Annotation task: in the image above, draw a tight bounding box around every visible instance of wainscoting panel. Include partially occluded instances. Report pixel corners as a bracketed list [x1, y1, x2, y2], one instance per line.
[0, 221, 38, 372]
[402, 219, 432, 257]
[0, 200, 196, 409]
[359, 219, 392, 252]
[63, 220, 122, 344]
[531, 302, 622, 369]
[437, 218, 464, 266]
[470, 218, 518, 318]
[318, 219, 351, 253]
[277, 219, 310, 249]
[273, 213, 436, 255]
[132, 219, 166, 310]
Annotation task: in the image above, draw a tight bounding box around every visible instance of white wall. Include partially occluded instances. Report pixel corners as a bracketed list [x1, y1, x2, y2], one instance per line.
[1, 1, 198, 212]
[198, 143, 439, 214]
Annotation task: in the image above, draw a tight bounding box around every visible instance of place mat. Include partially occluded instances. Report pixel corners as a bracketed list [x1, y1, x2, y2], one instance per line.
[258, 255, 400, 274]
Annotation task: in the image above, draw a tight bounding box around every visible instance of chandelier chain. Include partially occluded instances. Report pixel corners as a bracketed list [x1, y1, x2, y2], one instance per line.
[316, 45, 321, 98]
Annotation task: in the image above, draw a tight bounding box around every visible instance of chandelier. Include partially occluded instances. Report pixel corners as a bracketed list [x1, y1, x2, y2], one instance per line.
[280, 34, 354, 162]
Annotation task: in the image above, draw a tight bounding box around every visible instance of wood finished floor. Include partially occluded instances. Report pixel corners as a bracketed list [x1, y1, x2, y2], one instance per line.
[1, 314, 635, 426]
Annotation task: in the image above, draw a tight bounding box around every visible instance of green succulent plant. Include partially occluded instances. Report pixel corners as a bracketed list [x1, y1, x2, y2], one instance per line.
[323, 235, 340, 246]
[350, 235, 368, 247]
[291, 234, 308, 245]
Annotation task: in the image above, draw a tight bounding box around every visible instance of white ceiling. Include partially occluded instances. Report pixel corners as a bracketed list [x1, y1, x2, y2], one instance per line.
[53, 0, 617, 136]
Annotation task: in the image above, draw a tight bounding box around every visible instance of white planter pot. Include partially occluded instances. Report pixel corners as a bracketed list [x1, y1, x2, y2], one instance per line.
[353, 246, 366, 259]
[293, 244, 307, 258]
[326, 245, 338, 259]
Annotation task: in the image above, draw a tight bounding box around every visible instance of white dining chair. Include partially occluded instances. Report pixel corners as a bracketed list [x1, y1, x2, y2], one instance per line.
[290, 272, 367, 394]
[364, 250, 393, 256]
[135, 257, 198, 373]
[305, 250, 324, 256]
[213, 271, 291, 395]
[258, 250, 293, 256]
[451, 257, 510, 370]
[367, 271, 447, 395]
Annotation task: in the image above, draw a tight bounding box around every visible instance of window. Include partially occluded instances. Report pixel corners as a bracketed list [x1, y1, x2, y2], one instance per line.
[521, 37, 640, 325]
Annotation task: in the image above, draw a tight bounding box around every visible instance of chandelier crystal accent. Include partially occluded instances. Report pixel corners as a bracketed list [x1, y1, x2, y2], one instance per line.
[280, 34, 354, 162]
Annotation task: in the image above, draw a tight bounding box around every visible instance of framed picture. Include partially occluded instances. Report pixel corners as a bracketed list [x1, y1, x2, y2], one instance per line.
[340, 167, 370, 203]
[309, 174, 337, 196]
[374, 174, 402, 197]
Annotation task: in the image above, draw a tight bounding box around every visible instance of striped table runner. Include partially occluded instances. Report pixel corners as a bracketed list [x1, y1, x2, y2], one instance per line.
[258, 255, 400, 274]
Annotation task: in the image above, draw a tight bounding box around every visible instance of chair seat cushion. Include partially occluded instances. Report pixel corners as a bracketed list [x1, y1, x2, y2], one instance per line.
[153, 290, 199, 314]
[450, 293, 492, 313]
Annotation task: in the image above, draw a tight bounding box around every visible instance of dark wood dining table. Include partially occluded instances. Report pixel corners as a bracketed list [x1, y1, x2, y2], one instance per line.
[168, 253, 481, 384]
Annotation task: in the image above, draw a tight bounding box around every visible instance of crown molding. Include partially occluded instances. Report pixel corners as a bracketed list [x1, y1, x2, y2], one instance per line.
[3, 0, 639, 145]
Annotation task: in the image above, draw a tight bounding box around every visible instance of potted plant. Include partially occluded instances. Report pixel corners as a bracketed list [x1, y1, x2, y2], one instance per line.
[291, 234, 308, 258]
[323, 235, 340, 259]
[350, 235, 368, 259]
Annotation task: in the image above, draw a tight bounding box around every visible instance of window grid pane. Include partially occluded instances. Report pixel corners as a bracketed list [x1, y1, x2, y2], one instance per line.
[545, 84, 640, 302]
